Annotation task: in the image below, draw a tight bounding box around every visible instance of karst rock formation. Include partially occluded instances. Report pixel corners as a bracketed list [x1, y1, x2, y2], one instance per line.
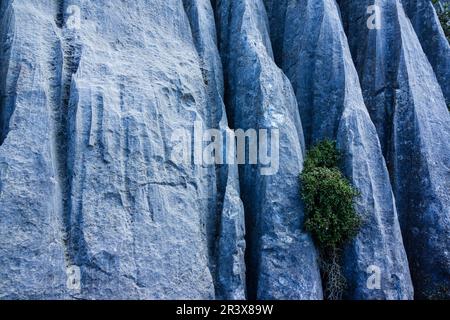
[0, 0, 449, 300]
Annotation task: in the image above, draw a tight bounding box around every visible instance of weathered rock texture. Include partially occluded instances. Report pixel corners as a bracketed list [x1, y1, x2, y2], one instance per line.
[339, 0, 450, 299]
[65, 0, 228, 299]
[402, 0, 450, 104]
[183, 0, 246, 300]
[0, 0, 449, 300]
[264, 0, 413, 300]
[0, 0, 68, 300]
[216, 0, 323, 300]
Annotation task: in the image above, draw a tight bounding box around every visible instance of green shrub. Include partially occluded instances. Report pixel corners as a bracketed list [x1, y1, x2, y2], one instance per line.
[302, 167, 360, 249]
[303, 140, 340, 172]
[300, 140, 360, 300]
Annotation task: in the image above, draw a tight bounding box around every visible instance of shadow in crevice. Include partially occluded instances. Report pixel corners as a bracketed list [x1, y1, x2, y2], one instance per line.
[0, 2, 16, 146]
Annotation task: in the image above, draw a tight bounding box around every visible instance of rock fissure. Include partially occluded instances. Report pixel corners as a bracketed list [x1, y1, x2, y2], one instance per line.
[0, 0, 449, 300]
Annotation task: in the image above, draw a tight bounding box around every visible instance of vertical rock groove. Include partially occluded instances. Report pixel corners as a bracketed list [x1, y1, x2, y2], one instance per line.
[339, 0, 450, 299]
[0, 2, 16, 146]
[264, 0, 413, 299]
[0, 0, 449, 300]
[401, 0, 450, 104]
[183, 0, 247, 299]
[58, 0, 216, 299]
[216, 0, 323, 300]
[0, 0, 69, 299]
[51, 0, 82, 271]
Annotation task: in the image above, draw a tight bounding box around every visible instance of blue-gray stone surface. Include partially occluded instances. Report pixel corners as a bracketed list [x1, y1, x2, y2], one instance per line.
[64, 0, 218, 299]
[264, 0, 413, 300]
[0, 0, 449, 300]
[402, 0, 450, 104]
[339, 0, 450, 299]
[0, 0, 68, 300]
[183, 0, 247, 300]
[216, 0, 323, 300]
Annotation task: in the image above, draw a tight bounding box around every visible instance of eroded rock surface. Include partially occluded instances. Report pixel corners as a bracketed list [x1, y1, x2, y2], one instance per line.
[339, 0, 450, 299]
[216, 0, 323, 300]
[183, 0, 246, 300]
[264, 0, 413, 299]
[0, 0, 449, 300]
[402, 0, 450, 104]
[0, 0, 68, 300]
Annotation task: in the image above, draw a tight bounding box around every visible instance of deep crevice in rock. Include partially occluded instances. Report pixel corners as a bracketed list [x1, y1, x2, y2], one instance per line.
[53, 0, 82, 269]
[0, 2, 16, 146]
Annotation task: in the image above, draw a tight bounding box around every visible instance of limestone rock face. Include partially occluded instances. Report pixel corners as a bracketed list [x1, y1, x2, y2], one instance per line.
[0, 0, 68, 300]
[339, 0, 450, 299]
[216, 0, 323, 300]
[0, 0, 222, 300]
[63, 0, 220, 299]
[264, 0, 413, 300]
[401, 0, 450, 104]
[1, 0, 449, 300]
[183, 0, 246, 300]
